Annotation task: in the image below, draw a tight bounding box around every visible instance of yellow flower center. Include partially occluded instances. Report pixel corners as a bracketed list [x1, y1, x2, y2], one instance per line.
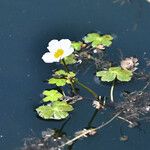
[54, 49, 64, 58]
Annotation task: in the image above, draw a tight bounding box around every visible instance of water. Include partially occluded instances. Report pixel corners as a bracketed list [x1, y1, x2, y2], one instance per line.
[0, 0, 150, 149]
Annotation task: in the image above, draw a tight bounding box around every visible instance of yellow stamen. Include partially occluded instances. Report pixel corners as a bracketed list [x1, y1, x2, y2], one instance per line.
[54, 49, 64, 58]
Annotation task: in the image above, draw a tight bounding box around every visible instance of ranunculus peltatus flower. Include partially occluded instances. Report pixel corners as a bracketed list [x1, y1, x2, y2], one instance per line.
[42, 39, 74, 63]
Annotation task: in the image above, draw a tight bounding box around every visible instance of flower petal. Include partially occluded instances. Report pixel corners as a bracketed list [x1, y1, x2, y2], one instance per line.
[63, 47, 74, 58]
[59, 39, 72, 50]
[47, 40, 59, 53]
[42, 52, 59, 63]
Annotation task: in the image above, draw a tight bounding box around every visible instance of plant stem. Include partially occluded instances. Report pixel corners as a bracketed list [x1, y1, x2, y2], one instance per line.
[117, 116, 134, 126]
[62, 59, 77, 95]
[62, 59, 99, 100]
[59, 117, 71, 133]
[87, 109, 99, 128]
[110, 80, 115, 102]
[62, 59, 69, 73]
[75, 79, 99, 100]
[70, 82, 78, 95]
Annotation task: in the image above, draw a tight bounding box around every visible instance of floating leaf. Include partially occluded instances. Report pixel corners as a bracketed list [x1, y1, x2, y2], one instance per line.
[67, 72, 76, 78]
[51, 101, 73, 119]
[55, 70, 67, 76]
[71, 41, 83, 51]
[63, 54, 77, 65]
[100, 35, 113, 47]
[36, 105, 53, 119]
[36, 101, 73, 120]
[42, 90, 63, 102]
[83, 33, 100, 43]
[83, 33, 113, 48]
[48, 78, 67, 86]
[48, 70, 76, 86]
[66, 72, 76, 84]
[96, 67, 133, 82]
[96, 71, 116, 82]
[110, 67, 133, 82]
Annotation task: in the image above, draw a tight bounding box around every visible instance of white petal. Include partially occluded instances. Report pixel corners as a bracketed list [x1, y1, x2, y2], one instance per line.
[63, 47, 74, 57]
[47, 40, 59, 53]
[48, 39, 58, 47]
[59, 39, 72, 50]
[42, 52, 59, 63]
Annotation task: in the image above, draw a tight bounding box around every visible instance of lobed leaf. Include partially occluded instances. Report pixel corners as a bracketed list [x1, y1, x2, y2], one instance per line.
[83, 33, 100, 43]
[71, 41, 83, 51]
[83, 33, 113, 48]
[48, 78, 67, 86]
[36, 101, 73, 120]
[55, 70, 67, 76]
[42, 90, 63, 102]
[63, 54, 77, 65]
[96, 67, 133, 82]
[36, 105, 53, 119]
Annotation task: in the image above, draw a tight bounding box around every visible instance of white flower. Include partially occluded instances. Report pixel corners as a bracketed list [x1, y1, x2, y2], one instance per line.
[42, 39, 74, 63]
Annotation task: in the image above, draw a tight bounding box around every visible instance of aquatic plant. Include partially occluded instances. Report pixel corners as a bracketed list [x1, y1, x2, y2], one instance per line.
[26, 32, 150, 150]
[96, 66, 133, 102]
[42, 39, 74, 63]
[36, 32, 113, 120]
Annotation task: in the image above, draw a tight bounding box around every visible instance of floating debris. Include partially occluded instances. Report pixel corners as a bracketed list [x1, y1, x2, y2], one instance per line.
[115, 91, 150, 127]
[95, 58, 111, 71]
[120, 57, 139, 72]
[120, 135, 128, 142]
[62, 95, 83, 104]
[21, 129, 68, 150]
[92, 96, 105, 109]
[75, 128, 97, 138]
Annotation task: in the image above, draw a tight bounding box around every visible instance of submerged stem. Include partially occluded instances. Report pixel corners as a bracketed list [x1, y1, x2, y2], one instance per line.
[110, 80, 115, 102]
[75, 79, 99, 100]
[87, 109, 99, 128]
[117, 116, 134, 126]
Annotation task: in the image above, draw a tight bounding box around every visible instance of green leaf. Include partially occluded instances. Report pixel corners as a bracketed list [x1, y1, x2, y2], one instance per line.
[83, 33, 100, 43]
[36, 101, 73, 120]
[36, 105, 53, 119]
[92, 39, 102, 47]
[63, 54, 77, 65]
[71, 42, 83, 51]
[42, 90, 63, 102]
[96, 67, 133, 82]
[48, 70, 76, 86]
[97, 71, 116, 82]
[66, 72, 76, 84]
[53, 111, 68, 120]
[114, 68, 132, 82]
[83, 33, 113, 48]
[67, 72, 76, 78]
[48, 78, 67, 86]
[52, 101, 73, 112]
[102, 35, 113, 41]
[101, 39, 112, 47]
[55, 70, 67, 76]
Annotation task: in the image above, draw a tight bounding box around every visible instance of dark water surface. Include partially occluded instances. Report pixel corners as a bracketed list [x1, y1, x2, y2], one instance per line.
[0, 0, 150, 149]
